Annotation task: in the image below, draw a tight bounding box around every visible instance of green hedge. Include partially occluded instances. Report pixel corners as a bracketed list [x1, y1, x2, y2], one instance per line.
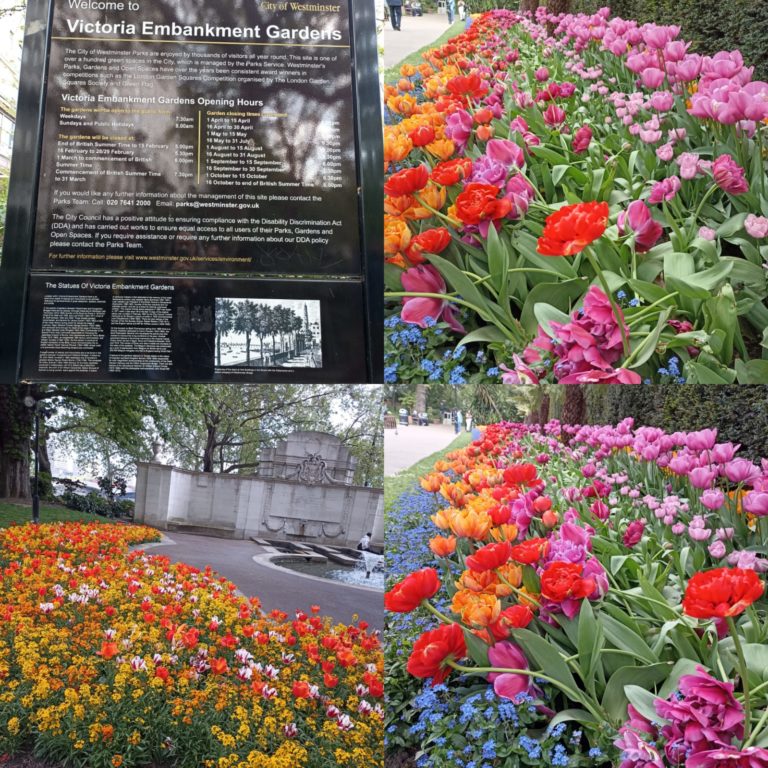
[570, 0, 768, 80]
[580, 385, 768, 461]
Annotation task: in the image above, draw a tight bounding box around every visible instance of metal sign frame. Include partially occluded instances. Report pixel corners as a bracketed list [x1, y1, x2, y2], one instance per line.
[0, 0, 383, 383]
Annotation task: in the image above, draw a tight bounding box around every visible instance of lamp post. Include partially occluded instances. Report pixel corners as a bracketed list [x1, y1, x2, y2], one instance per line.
[22, 395, 40, 524]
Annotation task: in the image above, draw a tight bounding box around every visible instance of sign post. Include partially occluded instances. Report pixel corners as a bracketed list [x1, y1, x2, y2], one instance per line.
[0, 0, 382, 383]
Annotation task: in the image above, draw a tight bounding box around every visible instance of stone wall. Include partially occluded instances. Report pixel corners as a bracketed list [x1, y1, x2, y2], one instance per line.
[134, 462, 384, 547]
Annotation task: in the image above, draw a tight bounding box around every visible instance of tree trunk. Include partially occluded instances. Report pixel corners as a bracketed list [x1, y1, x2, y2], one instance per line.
[0, 386, 34, 498]
[546, 0, 570, 13]
[414, 385, 428, 416]
[561, 386, 585, 425]
[38, 426, 54, 499]
[537, 394, 550, 424]
[520, 0, 540, 12]
[202, 423, 217, 473]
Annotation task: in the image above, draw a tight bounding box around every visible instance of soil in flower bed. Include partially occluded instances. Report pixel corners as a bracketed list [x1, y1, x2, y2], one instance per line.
[384, 750, 417, 768]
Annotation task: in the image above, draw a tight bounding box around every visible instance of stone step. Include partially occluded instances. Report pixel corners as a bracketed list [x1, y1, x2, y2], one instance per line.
[167, 522, 238, 539]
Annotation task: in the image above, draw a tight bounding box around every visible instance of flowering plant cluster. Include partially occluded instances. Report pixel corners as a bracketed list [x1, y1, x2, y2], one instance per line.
[385, 419, 768, 765]
[0, 523, 383, 768]
[384, 7, 768, 385]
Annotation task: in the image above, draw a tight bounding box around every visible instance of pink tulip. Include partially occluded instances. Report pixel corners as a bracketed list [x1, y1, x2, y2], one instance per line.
[648, 176, 681, 204]
[656, 143, 674, 161]
[572, 125, 592, 153]
[713, 155, 749, 195]
[663, 40, 689, 63]
[687, 429, 718, 451]
[698, 227, 716, 241]
[724, 458, 761, 485]
[708, 540, 726, 559]
[677, 152, 708, 180]
[400, 265, 465, 333]
[617, 200, 664, 252]
[486, 139, 524, 168]
[745, 214, 768, 238]
[674, 54, 703, 82]
[543, 104, 567, 128]
[743, 491, 768, 517]
[557, 368, 642, 384]
[623, 520, 645, 547]
[487, 642, 531, 699]
[689, 467, 717, 489]
[641, 23, 680, 50]
[534, 66, 550, 82]
[700, 489, 725, 510]
[649, 91, 675, 112]
[640, 68, 666, 89]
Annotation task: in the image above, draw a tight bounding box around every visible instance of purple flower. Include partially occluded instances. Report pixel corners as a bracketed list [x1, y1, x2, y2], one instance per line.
[444, 109, 473, 151]
[400, 265, 465, 333]
[689, 466, 717, 489]
[485, 138, 525, 168]
[687, 429, 718, 451]
[688, 515, 712, 541]
[701, 489, 725, 510]
[699, 226, 717, 241]
[708, 540, 726, 559]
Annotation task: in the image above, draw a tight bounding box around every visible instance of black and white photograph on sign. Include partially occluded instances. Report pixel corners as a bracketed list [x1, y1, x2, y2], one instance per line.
[215, 297, 322, 370]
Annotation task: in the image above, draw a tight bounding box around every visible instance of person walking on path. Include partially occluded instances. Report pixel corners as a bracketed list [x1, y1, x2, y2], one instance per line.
[446, 0, 455, 23]
[387, 0, 402, 30]
[465, 412, 473, 433]
[454, 409, 463, 434]
[458, 0, 466, 20]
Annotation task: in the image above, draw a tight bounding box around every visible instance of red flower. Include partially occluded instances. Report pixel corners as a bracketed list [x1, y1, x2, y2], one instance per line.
[453, 183, 512, 225]
[489, 605, 535, 640]
[405, 227, 452, 264]
[407, 623, 466, 685]
[446, 72, 489, 100]
[503, 463, 539, 487]
[537, 201, 609, 256]
[292, 680, 312, 698]
[409, 124, 436, 147]
[155, 665, 169, 682]
[210, 657, 229, 675]
[385, 567, 441, 612]
[431, 158, 473, 186]
[509, 538, 549, 565]
[97, 641, 119, 660]
[384, 164, 430, 197]
[540, 562, 595, 602]
[683, 568, 764, 619]
[465, 541, 512, 573]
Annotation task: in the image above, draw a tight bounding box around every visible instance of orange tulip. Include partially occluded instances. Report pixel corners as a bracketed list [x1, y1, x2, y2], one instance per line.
[429, 535, 457, 557]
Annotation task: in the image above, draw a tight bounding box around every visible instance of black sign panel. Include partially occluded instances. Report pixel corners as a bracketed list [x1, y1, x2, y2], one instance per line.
[22, 274, 367, 382]
[0, 0, 383, 383]
[35, 0, 359, 275]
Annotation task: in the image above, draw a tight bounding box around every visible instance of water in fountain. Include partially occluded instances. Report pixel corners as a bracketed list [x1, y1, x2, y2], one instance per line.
[327, 552, 385, 589]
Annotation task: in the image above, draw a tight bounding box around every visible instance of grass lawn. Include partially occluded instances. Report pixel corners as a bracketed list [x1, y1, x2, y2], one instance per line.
[383, 18, 465, 82]
[384, 430, 472, 512]
[0, 501, 100, 528]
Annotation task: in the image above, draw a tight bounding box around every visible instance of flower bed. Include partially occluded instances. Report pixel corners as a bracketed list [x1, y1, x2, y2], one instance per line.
[385, 420, 768, 766]
[0, 523, 383, 768]
[384, 7, 768, 385]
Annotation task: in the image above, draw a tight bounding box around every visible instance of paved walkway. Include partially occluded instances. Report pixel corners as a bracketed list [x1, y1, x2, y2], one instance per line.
[384, 423, 460, 476]
[383, 12, 460, 69]
[141, 531, 383, 630]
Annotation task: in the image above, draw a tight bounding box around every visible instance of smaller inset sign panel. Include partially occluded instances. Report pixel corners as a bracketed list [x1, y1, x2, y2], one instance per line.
[21, 275, 366, 382]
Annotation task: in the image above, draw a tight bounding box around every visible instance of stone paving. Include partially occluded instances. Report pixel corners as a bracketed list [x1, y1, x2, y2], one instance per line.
[143, 531, 383, 630]
[382, 11, 460, 69]
[384, 422, 461, 476]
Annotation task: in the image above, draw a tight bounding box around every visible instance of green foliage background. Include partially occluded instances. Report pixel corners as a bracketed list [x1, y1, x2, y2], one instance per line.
[539, 386, 768, 462]
[572, 0, 768, 80]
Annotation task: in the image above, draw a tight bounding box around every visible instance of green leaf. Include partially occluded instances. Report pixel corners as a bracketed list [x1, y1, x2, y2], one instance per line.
[685, 261, 734, 291]
[522, 565, 541, 594]
[510, 628, 580, 695]
[716, 212, 748, 238]
[462, 627, 490, 668]
[658, 658, 702, 699]
[485, 221, 509, 294]
[735, 360, 768, 384]
[426, 253, 490, 315]
[458, 326, 510, 346]
[534, 303, 572, 337]
[600, 614, 657, 664]
[520, 280, 585, 334]
[628, 308, 672, 368]
[685, 360, 737, 384]
[602, 663, 671, 723]
[624, 685, 664, 725]
[577, 599, 603, 691]
[547, 709, 599, 730]
[741, 644, 768, 683]
[552, 165, 570, 186]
